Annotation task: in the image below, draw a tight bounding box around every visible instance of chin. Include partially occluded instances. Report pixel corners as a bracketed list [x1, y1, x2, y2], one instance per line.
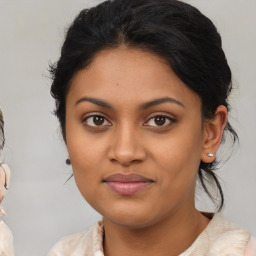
[105, 216, 156, 229]
[101, 206, 162, 229]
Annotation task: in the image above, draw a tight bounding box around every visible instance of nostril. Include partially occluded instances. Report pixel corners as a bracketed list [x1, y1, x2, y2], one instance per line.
[110, 154, 144, 166]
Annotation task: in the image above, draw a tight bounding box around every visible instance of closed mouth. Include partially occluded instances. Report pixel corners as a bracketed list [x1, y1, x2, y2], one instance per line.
[103, 173, 154, 195]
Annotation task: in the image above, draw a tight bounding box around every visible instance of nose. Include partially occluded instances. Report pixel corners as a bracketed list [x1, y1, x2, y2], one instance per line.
[107, 124, 147, 166]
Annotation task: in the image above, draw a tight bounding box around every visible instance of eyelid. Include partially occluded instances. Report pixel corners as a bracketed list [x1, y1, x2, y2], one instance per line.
[145, 112, 176, 122]
[81, 112, 176, 128]
[144, 113, 176, 127]
[82, 112, 112, 126]
[82, 112, 110, 121]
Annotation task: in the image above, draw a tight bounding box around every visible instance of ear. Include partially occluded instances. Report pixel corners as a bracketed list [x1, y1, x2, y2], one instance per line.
[201, 105, 227, 163]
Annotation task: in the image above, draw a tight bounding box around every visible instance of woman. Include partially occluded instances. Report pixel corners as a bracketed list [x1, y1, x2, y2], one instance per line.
[0, 109, 14, 256]
[48, 0, 256, 255]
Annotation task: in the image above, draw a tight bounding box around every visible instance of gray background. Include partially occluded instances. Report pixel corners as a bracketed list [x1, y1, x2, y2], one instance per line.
[0, 0, 255, 255]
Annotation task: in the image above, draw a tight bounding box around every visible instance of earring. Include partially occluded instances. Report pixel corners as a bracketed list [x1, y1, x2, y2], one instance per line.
[66, 159, 71, 165]
[206, 153, 214, 157]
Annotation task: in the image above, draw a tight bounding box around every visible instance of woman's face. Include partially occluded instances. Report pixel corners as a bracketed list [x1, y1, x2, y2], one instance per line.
[66, 46, 208, 228]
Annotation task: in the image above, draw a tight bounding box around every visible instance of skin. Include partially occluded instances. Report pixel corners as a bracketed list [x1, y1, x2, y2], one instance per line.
[0, 167, 6, 203]
[65, 46, 227, 256]
[0, 164, 9, 207]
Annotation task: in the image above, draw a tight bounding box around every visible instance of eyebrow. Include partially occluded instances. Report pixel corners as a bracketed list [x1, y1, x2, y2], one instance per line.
[139, 97, 184, 109]
[75, 96, 184, 109]
[75, 97, 113, 109]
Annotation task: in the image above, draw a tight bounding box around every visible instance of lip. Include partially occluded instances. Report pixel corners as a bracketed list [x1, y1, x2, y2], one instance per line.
[103, 173, 154, 195]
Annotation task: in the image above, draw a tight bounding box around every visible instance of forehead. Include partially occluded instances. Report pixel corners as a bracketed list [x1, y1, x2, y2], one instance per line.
[68, 46, 201, 108]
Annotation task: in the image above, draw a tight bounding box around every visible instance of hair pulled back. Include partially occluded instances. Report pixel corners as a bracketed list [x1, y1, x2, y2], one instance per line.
[50, 0, 237, 210]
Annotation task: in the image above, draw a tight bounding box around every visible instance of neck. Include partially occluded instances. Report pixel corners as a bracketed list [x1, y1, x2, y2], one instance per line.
[103, 207, 210, 256]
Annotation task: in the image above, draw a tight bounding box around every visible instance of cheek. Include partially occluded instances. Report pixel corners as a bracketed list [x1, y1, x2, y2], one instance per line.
[66, 117, 105, 166]
[67, 137, 103, 178]
[65, 125, 108, 199]
[152, 123, 203, 193]
[152, 125, 203, 169]
[68, 145, 102, 206]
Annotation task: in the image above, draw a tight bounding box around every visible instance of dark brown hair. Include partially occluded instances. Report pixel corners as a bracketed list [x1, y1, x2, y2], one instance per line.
[50, 0, 238, 210]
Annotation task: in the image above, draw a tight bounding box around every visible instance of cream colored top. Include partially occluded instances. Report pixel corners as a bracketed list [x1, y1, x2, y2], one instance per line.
[48, 214, 256, 256]
[0, 221, 14, 256]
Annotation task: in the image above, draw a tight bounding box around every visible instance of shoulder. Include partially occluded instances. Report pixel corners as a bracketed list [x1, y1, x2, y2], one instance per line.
[206, 214, 251, 256]
[181, 213, 252, 256]
[0, 221, 14, 256]
[47, 221, 104, 256]
[244, 236, 256, 256]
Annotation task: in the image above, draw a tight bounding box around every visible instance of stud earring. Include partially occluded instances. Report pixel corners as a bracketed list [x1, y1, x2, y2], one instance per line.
[66, 159, 71, 165]
[206, 153, 214, 157]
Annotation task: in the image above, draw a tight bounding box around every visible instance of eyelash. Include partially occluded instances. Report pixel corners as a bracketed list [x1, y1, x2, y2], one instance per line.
[82, 113, 176, 129]
[144, 114, 176, 128]
[82, 113, 111, 128]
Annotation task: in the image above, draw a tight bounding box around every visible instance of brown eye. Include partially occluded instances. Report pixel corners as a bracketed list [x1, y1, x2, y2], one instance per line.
[145, 115, 175, 127]
[154, 116, 166, 126]
[93, 116, 104, 126]
[84, 115, 111, 127]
